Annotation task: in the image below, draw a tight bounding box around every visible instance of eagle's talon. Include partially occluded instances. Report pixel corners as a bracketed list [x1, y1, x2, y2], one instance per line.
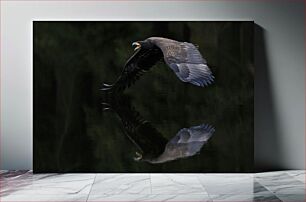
[134, 151, 143, 161]
[102, 83, 113, 87]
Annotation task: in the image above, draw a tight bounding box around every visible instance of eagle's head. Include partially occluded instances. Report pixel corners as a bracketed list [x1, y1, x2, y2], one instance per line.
[132, 42, 141, 51]
[132, 40, 154, 51]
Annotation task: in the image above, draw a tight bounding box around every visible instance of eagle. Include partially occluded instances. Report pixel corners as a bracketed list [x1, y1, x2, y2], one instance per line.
[102, 37, 214, 92]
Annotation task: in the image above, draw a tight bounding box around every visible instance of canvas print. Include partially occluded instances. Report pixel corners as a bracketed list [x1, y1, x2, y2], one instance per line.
[34, 21, 254, 173]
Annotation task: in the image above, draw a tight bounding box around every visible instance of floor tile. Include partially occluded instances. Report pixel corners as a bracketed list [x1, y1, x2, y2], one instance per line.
[210, 193, 282, 202]
[90, 174, 151, 195]
[286, 170, 305, 183]
[88, 194, 211, 201]
[256, 173, 305, 195]
[198, 174, 254, 195]
[253, 194, 282, 201]
[275, 194, 305, 202]
[1, 172, 96, 196]
[0, 194, 88, 202]
[150, 174, 207, 195]
[252, 182, 282, 201]
[210, 194, 253, 201]
[141, 194, 211, 202]
[254, 181, 276, 195]
[255, 170, 296, 179]
[0, 170, 8, 174]
[1, 171, 34, 196]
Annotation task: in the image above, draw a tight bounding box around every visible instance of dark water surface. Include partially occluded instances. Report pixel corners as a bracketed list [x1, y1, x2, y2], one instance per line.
[34, 21, 254, 173]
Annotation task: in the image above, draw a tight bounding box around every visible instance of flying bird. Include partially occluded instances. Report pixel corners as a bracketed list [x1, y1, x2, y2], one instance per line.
[102, 37, 214, 92]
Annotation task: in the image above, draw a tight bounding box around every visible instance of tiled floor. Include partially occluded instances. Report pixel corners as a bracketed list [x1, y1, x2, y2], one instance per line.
[0, 170, 305, 201]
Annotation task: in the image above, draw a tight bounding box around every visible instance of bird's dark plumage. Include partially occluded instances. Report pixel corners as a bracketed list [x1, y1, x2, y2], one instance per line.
[118, 45, 163, 90]
[103, 37, 214, 92]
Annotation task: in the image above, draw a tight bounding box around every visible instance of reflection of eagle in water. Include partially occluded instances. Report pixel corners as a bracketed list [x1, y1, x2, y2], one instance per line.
[135, 124, 215, 164]
[102, 96, 215, 164]
[102, 37, 214, 92]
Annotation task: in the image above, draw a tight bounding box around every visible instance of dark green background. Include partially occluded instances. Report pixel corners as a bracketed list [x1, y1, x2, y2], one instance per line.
[34, 21, 254, 173]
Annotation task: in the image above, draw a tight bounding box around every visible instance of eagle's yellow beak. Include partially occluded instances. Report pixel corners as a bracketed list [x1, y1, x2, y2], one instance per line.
[132, 42, 141, 51]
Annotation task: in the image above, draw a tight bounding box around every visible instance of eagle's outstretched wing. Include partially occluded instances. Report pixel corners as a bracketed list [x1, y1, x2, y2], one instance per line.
[149, 37, 214, 87]
[103, 46, 163, 92]
[168, 124, 214, 155]
[169, 124, 214, 145]
[149, 124, 215, 163]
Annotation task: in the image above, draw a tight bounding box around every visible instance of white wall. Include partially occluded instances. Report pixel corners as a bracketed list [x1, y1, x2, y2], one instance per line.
[1, 0, 304, 170]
